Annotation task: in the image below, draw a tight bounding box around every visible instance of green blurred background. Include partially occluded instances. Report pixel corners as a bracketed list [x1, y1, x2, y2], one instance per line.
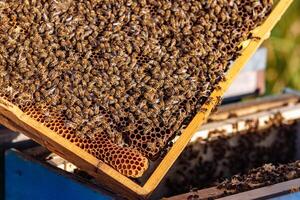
[265, 1, 300, 93]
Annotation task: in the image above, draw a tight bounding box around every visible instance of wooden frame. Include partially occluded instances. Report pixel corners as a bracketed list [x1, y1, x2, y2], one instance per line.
[208, 93, 300, 122]
[0, 0, 293, 198]
[192, 96, 300, 141]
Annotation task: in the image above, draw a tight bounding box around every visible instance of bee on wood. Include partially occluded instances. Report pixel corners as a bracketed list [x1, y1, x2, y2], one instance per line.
[247, 32, 261, 41]
[199, 107, 208, 113]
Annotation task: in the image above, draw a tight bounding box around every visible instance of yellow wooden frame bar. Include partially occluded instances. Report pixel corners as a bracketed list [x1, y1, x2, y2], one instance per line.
[0, 0, 293, 199]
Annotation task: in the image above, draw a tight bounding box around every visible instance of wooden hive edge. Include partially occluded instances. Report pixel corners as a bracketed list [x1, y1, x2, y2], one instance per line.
[192, 102, 300, 142]
[209, 93, 300, 122]
[0, 98, 150, 199]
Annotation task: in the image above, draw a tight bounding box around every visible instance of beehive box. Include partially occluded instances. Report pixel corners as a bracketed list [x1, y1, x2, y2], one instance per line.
[0, 0, 293, 198]
[162, 93, 300, 197]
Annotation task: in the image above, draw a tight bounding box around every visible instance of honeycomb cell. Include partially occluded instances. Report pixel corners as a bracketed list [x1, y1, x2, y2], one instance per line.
[18, 103, 148, 178]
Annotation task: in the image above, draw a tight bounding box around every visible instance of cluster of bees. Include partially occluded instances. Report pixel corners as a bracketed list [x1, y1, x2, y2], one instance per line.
[0, 0, 272, 168]
[185, 160, 300, 199]
[19, 102, 148, 178]
[166, 116, 297, 195]
[218, 160, 300, 194]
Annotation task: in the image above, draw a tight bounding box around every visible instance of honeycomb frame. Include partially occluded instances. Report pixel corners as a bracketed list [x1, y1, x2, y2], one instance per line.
[0, 0, 291, 199]
[0, 0, 273, 162]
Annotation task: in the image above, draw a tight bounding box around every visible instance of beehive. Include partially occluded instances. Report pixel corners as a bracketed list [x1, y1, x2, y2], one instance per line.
[218, 160, 300, 195]
[167, 113, 298, 195]
[165, 160, 300, 200]
[0, 0, 292, 198]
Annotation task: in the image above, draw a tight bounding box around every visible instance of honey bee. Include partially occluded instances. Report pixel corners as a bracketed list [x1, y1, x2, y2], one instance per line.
[34, 91, 42, 102]
[199, 107, 208, 113]
[65, 120, 77, 129]
[214, 85, 222, 91]
[113, 133, 124, 146]
[147, 142, 157, 152]
[168, 116, 177, 126]
[144, 88, 156, 103]
[4, 86, 14, 96]
[247, 33, 261, 41]
[204, 97, 214, 106]
[125, 42, 133, 54]
[157, 138, 164, 148]
[18, 92, 32, 105]
[215, 96, 223, 106]
[185, 101, 192, 113]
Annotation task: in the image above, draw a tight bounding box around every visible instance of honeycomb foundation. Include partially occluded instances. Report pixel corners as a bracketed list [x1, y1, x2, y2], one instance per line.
[0, 93, 148, 178]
